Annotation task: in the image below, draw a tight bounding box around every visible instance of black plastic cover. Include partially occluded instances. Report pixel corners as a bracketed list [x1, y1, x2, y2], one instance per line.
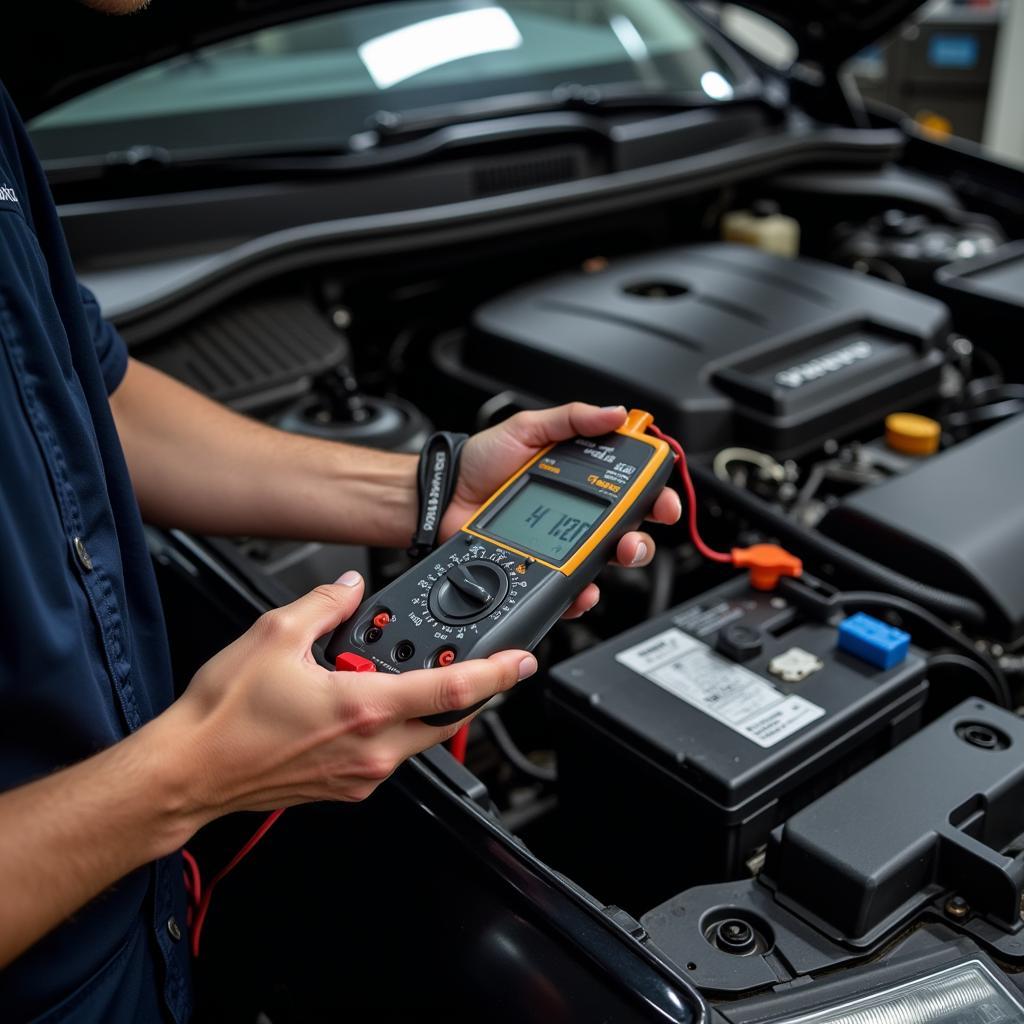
[764, 699, 1024, 942]
[935, 240, 1024, 366]
[469, 244, 948, 456]
[822, 415, 1024, 639]
[936, 240, 1024, 312]
[140, 294, 347, 412]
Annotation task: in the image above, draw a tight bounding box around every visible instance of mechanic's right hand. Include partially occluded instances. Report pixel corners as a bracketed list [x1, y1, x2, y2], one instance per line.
[162, 571, 534, 826]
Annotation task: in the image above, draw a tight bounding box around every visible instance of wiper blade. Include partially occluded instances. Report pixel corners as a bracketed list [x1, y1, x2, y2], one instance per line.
[349, 81, 766, 151]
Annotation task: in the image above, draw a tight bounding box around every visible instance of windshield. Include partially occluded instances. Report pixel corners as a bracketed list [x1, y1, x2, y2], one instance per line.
[29, 1, 749, 164]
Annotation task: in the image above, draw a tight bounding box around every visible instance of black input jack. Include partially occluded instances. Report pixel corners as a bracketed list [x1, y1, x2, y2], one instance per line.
[393, 640, 415, 663]
[364, 626, 383, 644]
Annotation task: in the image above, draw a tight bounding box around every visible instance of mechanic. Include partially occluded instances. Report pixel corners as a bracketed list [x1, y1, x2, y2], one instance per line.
[0, 3, 681, 1021]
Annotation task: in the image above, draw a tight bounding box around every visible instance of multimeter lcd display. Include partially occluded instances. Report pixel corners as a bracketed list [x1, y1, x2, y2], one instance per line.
[483, 479, 607, 563]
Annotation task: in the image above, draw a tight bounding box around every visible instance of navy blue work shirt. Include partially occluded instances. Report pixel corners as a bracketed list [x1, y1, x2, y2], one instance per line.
[0, 83, 191, 1022]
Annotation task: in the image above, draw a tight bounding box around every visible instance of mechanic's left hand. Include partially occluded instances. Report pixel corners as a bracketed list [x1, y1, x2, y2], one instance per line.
[439, 403, 682, 619]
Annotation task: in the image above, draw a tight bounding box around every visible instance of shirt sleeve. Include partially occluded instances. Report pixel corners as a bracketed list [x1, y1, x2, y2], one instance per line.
[78, 282, 129, 395]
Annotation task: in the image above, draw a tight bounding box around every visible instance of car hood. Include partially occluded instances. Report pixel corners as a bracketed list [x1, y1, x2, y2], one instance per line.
[6, 0, 929, 119]
[736, 0, 929, 66]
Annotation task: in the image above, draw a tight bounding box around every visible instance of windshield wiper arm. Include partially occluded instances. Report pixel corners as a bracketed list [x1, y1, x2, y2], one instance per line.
[349, 81, 764, 152]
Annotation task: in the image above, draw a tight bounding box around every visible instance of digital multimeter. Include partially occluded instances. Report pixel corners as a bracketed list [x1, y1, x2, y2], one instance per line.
[325, 409, 673, 725]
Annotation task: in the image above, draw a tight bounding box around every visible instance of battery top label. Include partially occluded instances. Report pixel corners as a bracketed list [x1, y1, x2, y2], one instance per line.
[615, 628, 824, 749]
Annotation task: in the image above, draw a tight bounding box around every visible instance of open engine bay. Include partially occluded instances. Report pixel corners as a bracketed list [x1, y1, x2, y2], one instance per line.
[130, 161, 1024, 1021]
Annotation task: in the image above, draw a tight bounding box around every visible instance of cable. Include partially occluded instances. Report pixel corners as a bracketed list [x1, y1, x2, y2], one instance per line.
[449, 722, 469, 764]
[928, 653, 1009, 708]
[712, 447, 787, 484]
[942, 380, 1024, 435]
[965, 380, 1024, 404]
[790, 460, 829, 522]
[181, 848, 202, 925]
[649, 424, 802, 589]
[944, 398, 1024, 431]
[647, 423, 733, 564]
[689, 460, 986, 626]
[185, 718, 468, 956]
[186, 808, 285, 958]
[480, 710, 557, 783]
[779, 577, 1010, 707]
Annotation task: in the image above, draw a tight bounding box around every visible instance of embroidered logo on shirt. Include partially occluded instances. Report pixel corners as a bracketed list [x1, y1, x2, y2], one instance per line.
[0, 183, 18, 203]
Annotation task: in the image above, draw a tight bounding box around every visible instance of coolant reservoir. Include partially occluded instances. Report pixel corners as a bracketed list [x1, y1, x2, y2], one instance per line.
[722, 202, 800, 257]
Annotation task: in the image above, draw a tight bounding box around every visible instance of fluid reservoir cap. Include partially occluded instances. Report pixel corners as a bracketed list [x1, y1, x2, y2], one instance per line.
[885, 412, 940, 456]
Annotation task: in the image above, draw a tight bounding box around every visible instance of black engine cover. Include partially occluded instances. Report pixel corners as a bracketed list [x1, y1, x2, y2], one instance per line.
[468, 243, 948, 456]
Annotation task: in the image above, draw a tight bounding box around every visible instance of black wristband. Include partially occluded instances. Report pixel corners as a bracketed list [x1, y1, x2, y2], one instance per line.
[408, 431, 469, 558]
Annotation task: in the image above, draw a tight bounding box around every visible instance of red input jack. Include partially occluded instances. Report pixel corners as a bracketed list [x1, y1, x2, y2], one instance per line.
[436, 648, 457, 667]
[372, 611, 391, 629]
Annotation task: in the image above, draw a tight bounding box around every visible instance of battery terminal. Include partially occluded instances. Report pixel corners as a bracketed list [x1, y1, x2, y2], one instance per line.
[732, 545, 803, 591]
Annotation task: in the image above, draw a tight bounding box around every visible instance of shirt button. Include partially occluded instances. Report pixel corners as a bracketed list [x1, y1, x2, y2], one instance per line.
[167, 915, 182, 942]
[72, 536, 93, 572]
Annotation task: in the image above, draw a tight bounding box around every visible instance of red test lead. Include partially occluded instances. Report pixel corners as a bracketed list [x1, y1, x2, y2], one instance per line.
[646, 422, 802, 589]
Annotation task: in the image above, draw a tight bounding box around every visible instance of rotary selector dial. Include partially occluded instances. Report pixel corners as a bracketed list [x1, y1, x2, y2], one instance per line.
[428, 559, 510, 624]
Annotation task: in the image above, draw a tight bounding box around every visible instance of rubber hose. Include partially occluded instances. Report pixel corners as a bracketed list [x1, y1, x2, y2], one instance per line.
[927, 653, 1010, 709]
[689, 463, 986, 626]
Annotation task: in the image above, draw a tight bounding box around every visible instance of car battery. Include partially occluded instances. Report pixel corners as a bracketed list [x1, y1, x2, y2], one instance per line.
[546, 577, 929, 913]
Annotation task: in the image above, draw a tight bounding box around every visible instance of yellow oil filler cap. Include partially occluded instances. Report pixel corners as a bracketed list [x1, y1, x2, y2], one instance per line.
[885, 413, 940, 456]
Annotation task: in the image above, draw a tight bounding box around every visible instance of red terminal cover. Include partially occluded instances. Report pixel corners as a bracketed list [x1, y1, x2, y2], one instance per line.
[732, 544, 802, 591]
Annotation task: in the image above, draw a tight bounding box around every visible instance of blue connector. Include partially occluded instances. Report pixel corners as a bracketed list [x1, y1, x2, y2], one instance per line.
[837, 612, 910, 670]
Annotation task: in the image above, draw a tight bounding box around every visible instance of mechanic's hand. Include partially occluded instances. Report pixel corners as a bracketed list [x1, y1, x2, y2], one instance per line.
[167, 573, 534, 820]
[440, 403, 681, 619]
